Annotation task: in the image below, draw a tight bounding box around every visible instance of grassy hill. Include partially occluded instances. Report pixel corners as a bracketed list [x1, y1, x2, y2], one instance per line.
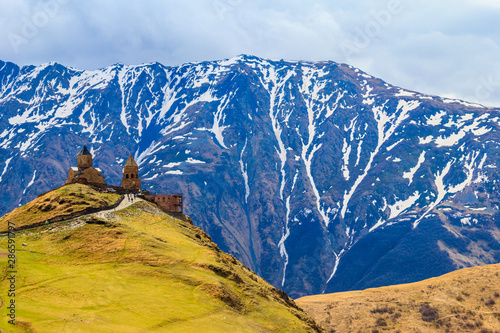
[297, 264, 500, 332]
[0, 184, 321, 332]
[0, 184, 121, 232]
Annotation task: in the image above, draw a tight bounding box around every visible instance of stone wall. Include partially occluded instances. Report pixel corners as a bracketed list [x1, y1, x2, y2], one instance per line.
[144, 194, 183, 213]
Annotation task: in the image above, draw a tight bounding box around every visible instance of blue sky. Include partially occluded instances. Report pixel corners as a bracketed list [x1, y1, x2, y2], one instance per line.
[1, 0, 500, 106]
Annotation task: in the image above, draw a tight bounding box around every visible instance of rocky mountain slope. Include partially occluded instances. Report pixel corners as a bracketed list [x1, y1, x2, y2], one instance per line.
[297, 263, 500, 332]
[0, 184, 321, 332]
[1, 55, 500, 297]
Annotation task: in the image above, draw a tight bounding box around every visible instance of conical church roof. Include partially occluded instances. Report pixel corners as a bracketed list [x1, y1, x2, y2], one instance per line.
[124, 155, 138, 167]
[78, 145, 91, 156]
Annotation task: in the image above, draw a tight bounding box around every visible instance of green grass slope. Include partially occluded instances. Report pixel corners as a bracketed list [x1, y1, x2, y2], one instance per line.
[0, 184, 121, 232]
[0, 185, 321, 332]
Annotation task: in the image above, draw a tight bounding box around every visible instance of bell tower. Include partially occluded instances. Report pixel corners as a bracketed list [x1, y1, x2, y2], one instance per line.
[121, 155, 141, 191]
[77, 145, 92, 169]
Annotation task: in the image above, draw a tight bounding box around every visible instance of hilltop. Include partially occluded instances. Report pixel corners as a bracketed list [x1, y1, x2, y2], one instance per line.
[0, 184, 121, 232]
[0, 184, 321, 332]
[296, 263, 500, 332]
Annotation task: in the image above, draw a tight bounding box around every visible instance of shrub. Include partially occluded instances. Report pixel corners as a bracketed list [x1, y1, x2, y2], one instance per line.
[419, 304, 439, 322]
[485, 299, 496, 306]
[375, 318, 387, 327]
[392, 312, 402, 321]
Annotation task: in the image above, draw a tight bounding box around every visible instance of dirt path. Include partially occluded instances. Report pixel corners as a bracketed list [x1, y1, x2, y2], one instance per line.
[0, 195, 146, 235]
[93, 195, 143, 219]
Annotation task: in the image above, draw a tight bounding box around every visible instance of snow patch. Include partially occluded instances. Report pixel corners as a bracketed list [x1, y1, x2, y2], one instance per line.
[426, 111, 446, 126]
[325, 250, 343, 286]
[386, 139, 403, 151]
[144, 174, 159, 180]
[395, 89, 415, 97]
[341, 100, 420, 218]
[186, 158, 205, 164]
[341, 138, 351, 180]
[22, 170, 37, 195]
[414, 152, 481, 228]
[165, 170, 183, 175]
[165, 162, 182, 168]
[403, 151, 426, 185]
[135, 140, 163, 166]
[0, 157, 13, 183]
[279, 196, 292, 287]
[388, 192, 420, 219]
[239, 139, 250, 203]
[419, 136, 433, 144]
[210, 92, 231, 149]
[435, 131, 466, 147]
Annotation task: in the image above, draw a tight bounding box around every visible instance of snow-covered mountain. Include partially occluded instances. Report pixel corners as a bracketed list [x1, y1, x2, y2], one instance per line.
[1, 55, 500, 297]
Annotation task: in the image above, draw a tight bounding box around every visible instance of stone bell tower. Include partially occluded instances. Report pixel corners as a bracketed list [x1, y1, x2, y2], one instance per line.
[77, 145, 93, 169]
[121, 155, 141, 191]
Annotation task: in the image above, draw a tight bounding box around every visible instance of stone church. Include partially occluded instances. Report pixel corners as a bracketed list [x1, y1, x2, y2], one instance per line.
[65, 145, 106, 185]
[66, 146, 141, 192]
[65, 145, 183, 212]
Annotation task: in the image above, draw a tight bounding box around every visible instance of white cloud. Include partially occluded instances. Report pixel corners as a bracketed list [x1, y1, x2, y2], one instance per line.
[0, 0, 500, 106]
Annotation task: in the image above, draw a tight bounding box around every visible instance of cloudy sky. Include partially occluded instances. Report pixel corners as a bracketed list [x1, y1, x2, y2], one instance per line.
[1, 0, 500, 106]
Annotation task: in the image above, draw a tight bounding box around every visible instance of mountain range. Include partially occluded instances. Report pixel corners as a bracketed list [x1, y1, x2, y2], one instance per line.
[1, 55, 500, 298]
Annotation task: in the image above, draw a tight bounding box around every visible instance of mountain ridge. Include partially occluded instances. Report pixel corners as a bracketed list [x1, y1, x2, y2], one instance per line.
[1, 55, 500, 297]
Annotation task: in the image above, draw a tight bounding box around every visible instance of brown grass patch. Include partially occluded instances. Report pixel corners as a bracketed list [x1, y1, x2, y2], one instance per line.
[199, 282, 244, 312]
[297, 263, 500, 333]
